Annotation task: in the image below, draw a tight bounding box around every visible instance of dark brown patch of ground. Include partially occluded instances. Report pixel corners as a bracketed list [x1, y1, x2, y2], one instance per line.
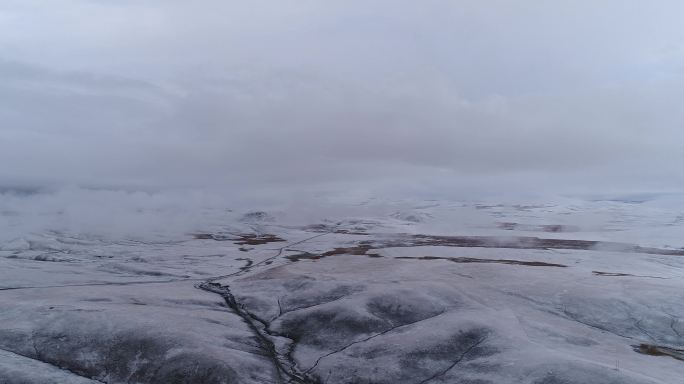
[395, 256, 567, 267]
[633, 344, 684, 362]
[593, 271, 633, 277]
[380, 234, 684, 256]
[193, 233, 286, 246]
[592, 271, 667, 279]
[233, 234, 286, 246]
[283, 234, 684, 265]
[301, 224, 368, 235]
[286, 245, 382, 262]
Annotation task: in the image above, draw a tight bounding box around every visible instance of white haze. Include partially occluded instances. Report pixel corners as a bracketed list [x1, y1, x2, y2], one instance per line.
[1, 1, 684, 239]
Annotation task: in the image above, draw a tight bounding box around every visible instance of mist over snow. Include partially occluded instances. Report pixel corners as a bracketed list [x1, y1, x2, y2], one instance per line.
[1, 1, 684, 242]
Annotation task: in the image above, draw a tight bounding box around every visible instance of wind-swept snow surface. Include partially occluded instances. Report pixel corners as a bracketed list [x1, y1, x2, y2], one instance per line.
[1, 194, 684, 383]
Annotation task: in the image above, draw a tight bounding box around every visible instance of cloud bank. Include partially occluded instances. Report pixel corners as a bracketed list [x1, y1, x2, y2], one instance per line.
[1, 1, 684, 196]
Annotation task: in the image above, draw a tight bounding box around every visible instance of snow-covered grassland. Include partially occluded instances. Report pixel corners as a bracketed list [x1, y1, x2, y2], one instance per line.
[1, 187, 683, 383]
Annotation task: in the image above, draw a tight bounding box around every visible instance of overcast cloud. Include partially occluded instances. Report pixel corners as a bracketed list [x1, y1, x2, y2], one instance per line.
[1, 1, 684, 196]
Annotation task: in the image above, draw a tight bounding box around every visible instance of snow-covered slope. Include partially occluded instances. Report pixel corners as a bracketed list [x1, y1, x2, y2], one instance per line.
[1, 194, 683, 383]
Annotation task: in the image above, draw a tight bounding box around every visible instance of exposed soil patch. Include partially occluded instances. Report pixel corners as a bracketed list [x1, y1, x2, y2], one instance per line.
[233, 234, 287, 246]
[281, 234, 684, 267]
[320, 245, 377, 257]
[193, 233, 286, 246]
[592, 271, 667, 279]
[286, 246, 381, 262]
[633, 344, 684, 362]
[593, 271, 632, 277]
[395, 256, 567, 267]
[380, 234, 684, 256]
[402, 234, 597, 251]
[286, 242, 564, 267]
[302, 224, 368, 235]
[333, 229, 369, 235]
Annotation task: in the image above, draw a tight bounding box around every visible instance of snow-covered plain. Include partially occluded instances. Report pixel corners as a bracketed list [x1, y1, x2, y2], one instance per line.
[1, 191, 684, 383]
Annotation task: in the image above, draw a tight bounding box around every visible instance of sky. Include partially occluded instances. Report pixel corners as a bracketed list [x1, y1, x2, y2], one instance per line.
[2, 0, 684, 198]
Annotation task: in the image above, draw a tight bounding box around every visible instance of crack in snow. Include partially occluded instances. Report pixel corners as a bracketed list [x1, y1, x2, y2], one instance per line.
[415, 334, 489, 384]
[303, 310, 447, 375]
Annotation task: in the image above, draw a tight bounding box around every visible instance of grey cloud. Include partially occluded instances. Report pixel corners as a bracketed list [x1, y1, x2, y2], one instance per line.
[1, 1, 683, 195]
